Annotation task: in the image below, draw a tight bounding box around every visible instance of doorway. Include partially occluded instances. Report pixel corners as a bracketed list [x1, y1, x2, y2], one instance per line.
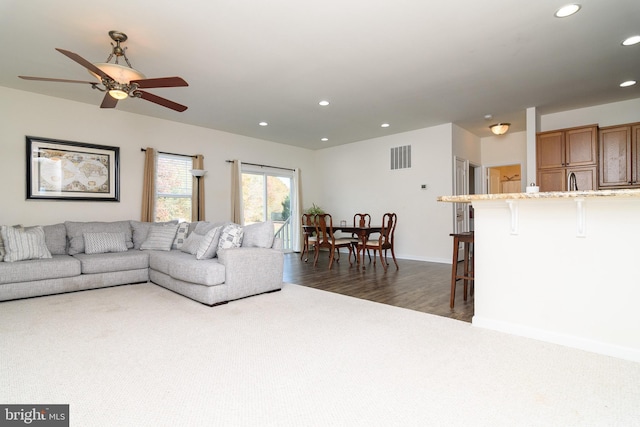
[486, 164, 522, 194]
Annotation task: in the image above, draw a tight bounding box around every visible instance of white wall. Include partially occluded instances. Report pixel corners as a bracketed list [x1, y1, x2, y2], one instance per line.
[452, 125, 481, 165]
[314, 124, 454, 262]
[481, 130, 528, 191]
[540, 98, 640, 131]
[0, 87, 318, 226]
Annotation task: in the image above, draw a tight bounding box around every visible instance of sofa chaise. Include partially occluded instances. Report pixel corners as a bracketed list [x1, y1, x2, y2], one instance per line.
[0, 219, 284, 306]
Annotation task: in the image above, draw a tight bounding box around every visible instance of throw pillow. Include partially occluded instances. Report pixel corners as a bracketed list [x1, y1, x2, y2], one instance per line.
[196, 226, 222, 260]
[241, 221, 275, 248]
[65, 221, 133, 254]
[83, 232, 128, 255]
[130, 220, 179, 249]
[180, 232, 204, 255]
[171, 222, 190, 250]
[217, 223, 244, 250]
[140, 224, 179, 251]
[1, 225, 52, 262]
[0, 225, 22, 261]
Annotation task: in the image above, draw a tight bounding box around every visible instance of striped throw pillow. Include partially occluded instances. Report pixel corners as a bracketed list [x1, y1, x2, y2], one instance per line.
[140, 224, 179, 251]
[1, 225, 52, 262]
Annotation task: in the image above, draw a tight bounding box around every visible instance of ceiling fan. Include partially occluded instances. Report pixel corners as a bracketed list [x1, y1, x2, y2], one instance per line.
[19, 31, 189, 112]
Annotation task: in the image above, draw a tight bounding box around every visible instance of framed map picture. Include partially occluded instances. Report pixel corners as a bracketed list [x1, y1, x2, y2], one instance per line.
[26, 136, 120, 201]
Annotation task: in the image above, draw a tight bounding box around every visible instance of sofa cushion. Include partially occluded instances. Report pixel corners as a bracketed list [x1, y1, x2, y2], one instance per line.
[66, 221, 133, 255]
[196, 226, 222, 260]
[218, 223, 244, 249]
[0, 255, 80, 285]
[72, 250, 150, 274]
[169, 257, 226, 286]
[193, 221, 227, 236]
[41, 223, 67, 255]
[83, 232, 128, 254]
[171, 222, 190, 250]
[0, 225, 22, 260]
[140, 223, 179, 251]
[130, 220, 179, 249]
[1, 225, 52, 262]
[242, 221, 275, 248]
[180, 233, 204, 255]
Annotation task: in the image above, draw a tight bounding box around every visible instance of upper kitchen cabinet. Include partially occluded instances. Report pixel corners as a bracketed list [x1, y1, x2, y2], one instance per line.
[598, 123, 640, 188]
[537, 125, 598, 170]
[536, 125, 598, 191]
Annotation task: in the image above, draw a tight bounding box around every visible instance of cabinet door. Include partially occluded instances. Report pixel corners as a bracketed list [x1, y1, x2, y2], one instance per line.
[599, 126, 631, 188]
[566, 126, 597, 166]
[538, 168, 565, 192]
[632, 125, 640, 186]
[567, 166, 597, 191]
[537, 132, 564, 169]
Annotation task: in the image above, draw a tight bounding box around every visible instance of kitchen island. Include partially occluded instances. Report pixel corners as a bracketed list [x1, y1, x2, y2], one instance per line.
[438, 189, 640, 362]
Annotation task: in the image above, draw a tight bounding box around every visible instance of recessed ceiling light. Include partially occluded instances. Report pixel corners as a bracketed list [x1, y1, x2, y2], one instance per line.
[620, 80, 637, 88]
[321, 137, 329, 142]
[259, 122, 268, 126]
[381, 123, 390, 128]
[554, 4, 581, 18]
[622, 35, 640, 46]
[319, 100, 329, 106]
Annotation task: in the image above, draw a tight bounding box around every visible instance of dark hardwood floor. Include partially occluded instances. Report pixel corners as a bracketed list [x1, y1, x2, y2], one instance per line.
[283, 251, 474, 322]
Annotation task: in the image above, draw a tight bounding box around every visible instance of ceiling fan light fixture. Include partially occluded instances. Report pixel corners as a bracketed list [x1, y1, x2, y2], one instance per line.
[90, 63, 146, 84]
[490, 123, 510, 135]
[108, 89, 129, 100]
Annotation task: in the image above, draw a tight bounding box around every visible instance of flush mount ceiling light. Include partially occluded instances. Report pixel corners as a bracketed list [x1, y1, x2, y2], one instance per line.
[620, 80, 637, 87]
[321, 137, 328, 142]
[490, 123, 510, 135]
[555, 4, 581, 18]
[381, 123, 390, 128]
[622, 35, 640, 46]
[259, 122, 268, 126]
[318, 100, 330, 106]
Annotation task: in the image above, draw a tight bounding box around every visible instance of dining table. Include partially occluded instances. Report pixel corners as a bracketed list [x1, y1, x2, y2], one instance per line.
[302, 223, 382, 268]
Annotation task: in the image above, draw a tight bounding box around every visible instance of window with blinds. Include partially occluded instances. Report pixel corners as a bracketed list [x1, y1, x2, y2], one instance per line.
[155, 153, 192, 222]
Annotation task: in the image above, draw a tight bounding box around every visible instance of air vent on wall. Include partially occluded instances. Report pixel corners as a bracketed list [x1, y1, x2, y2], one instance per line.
[390, 145, 411, 170]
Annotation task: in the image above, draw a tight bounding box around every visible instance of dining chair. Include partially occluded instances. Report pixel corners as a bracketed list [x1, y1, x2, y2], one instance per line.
[358, 213, 398, 271]
[300, 213, 317, 262]
[313, 213, 353, 269]
[350, 213, 372, 263]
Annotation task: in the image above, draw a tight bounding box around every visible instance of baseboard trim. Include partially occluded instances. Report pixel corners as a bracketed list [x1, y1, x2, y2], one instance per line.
[472, 316, 640, 363]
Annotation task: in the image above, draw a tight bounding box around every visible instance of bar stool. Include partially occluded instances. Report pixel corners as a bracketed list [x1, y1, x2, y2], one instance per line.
[449, 232, 474, 308]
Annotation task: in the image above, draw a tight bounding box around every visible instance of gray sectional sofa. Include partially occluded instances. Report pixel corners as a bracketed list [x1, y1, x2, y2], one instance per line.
[0, 219, 284, 306]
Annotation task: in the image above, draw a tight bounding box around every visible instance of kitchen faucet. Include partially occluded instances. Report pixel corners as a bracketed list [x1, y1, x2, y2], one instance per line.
[568, 172, 578, 191]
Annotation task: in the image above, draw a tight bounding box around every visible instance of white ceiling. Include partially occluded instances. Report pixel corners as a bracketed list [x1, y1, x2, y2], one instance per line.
[1, 0, 639, 150]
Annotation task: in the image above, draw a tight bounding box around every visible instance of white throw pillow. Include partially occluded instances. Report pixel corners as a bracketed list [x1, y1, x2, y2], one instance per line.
[1, 225, 52, 262]
[217, 223, 244, 250]
[196, 226, 222, 260]
[140, 224, 179, 251]
[242, 221, 275, 248]
[83, 232, 128, 254]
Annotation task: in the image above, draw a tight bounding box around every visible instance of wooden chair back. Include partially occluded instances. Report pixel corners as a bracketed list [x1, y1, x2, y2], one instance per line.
[378, 213, 397, 249]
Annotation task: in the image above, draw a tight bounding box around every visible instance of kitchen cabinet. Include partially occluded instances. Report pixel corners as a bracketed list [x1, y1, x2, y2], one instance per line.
[598, 123, 640, 188]
[536, 125, 598, 191]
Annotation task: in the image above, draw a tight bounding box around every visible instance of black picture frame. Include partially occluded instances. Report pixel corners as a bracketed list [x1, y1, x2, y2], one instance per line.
[26, 136, 120, 202]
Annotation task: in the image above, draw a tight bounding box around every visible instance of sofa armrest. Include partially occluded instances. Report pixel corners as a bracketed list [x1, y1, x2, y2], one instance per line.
[217, 247, 284, 300]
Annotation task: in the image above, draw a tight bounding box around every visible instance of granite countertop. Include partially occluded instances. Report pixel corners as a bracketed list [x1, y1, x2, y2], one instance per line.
[437, 188, 640, 203]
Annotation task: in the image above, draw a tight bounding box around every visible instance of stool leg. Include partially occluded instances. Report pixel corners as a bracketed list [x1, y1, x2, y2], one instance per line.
[463, 242, 469, 302]
[450, 237, 459, 309]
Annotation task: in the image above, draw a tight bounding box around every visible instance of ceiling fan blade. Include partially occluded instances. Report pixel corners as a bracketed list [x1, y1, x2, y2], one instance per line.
[100, 93, 118, 109]
[19, 76, 98, 85]
[130, 77, 188, 89]
[137, 90, 188, 112]
[55, 48, 112, 80]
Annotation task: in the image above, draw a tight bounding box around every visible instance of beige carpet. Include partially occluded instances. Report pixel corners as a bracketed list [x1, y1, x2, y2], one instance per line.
[1, 282, 639, 427]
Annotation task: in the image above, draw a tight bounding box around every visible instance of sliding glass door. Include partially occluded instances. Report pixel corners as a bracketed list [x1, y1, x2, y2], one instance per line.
[241, 165, 295, 252]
